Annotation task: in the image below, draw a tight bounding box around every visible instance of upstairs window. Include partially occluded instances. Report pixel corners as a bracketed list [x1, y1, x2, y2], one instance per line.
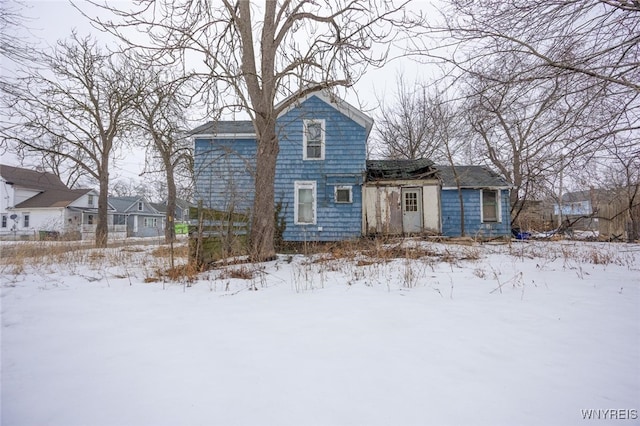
[303, 119, 325, 160]
[481, 190, 501, 223]
[138, 202, 143, 211]
[335, 186, 352, 203]
[88, 194, 94, 206]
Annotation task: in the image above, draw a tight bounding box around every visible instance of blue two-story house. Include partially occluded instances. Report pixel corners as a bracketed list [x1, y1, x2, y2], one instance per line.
[192, 91, 373, 242]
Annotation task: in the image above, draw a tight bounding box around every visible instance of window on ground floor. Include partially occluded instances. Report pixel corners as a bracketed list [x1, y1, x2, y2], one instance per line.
[481, 189, 501, 222]
[23, 214, 30, 228]
[335, 186, 352, 203]
[295, 181, 316, 225]
[1, 215, 6, 228]
[143, 217, 158, 228]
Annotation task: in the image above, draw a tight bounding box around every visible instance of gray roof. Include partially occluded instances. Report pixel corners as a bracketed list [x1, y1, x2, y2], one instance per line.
[190, 91, 374, 138]
[108, 196, 163, 215]
[150, 199, 194, 213]
[0, 164, 68, 191]
[190, 120, 255, 136]
[436, 165, 511, 188]
[561, 189, 614, 203]
[108, 196, 143, 213]
[366, 159, 436, 180]
[14, 188, 92, 208]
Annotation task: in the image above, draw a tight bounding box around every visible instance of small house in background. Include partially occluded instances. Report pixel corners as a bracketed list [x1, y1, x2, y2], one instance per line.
[150, 199, 195, 234]
[363, 159, 440, 235]
[436, 165, 511, 238]
[108, 196, 165, 238]
[554, 187, 639, 241]
[553, 189, 611, 231]
[0, 164, 116, 240]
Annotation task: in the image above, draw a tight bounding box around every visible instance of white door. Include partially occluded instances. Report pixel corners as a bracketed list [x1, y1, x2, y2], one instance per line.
[402, 188, 423, 234]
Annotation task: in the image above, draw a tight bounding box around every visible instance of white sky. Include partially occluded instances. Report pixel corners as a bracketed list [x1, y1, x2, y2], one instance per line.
[3, 0, 437, 182]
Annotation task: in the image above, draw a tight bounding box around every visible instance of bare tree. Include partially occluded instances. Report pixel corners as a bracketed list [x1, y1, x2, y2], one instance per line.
[1, 33, 138, 247]
[31, 140, 88, 189]
[82, 0, 416, 260]
[130, 66, 193, 243]
[600, 137, 640, 240]
[373, 74, 450, 162]
[413, 0, 640, 92]
[0, 0, 34, 76]
[459, 55, 608, 224]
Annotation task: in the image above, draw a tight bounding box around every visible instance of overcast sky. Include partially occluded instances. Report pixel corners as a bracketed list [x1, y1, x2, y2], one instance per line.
[4, 0, 435, 182]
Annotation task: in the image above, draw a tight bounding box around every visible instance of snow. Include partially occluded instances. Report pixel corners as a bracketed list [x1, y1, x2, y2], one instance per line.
[1, 239, 639, 426]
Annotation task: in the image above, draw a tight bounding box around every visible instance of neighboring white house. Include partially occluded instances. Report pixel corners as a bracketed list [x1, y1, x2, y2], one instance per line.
[0, 164, 124, 240]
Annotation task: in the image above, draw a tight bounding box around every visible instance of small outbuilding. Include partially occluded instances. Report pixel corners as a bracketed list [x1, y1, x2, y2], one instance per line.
[363, 159, 441, 235]
[437, 165, 511, 238]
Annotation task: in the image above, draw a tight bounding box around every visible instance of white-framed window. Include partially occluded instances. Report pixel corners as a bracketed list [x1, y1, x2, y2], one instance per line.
[481, 189, 501, 223]
[87, 215, 94, 225]
[138, 202, 143, 211]
[23, 213, 30, 228]
[335, 186, 352, 203]
[294, 181, 316, 225]
[114, 214, 126, 225]
[1, 215, 6, 228]
[88, 194, 94, 206]
[303, 119, 325, 160]
[144, 217, 158, 228]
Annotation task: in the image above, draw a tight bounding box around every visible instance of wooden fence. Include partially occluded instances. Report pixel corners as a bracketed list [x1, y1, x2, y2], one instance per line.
[188, 205, 250, 266]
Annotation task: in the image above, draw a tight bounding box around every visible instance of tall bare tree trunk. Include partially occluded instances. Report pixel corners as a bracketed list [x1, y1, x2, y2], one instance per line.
[250, 121, 278, 261]
[96, 163, 109, 247]
[165, 164, 177, 243]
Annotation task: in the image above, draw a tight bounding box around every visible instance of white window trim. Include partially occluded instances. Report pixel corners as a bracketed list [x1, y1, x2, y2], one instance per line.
[335, 186, 353, 203]
[480, 189, 502, 223]
[294, 181, 317, 225]
[302, 119, 325, 160]
[138, 202, 143, 211]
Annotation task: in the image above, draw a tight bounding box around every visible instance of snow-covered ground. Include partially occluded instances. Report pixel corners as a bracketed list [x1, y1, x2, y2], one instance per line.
[1, 239, 639, 426]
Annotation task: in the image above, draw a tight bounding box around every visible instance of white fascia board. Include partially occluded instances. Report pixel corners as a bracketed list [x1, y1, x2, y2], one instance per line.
[192, 133, 256, 139]
[442, 186, 511, 190]
[277, 90, 374, 137]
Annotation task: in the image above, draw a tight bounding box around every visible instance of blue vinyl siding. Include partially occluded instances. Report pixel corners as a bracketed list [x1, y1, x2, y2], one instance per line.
[275, 96, 366, 241]
[193, 137, 256, 214]
[193, 95, 367, 242]
[441, 188, 511, 237]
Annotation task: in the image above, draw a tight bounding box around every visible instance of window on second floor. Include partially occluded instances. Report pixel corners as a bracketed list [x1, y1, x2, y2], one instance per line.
[481, 189, 501, 223]
[138, 202, 143, 211]
[303, 119, 325, 160]
[88, 194, 94, 206]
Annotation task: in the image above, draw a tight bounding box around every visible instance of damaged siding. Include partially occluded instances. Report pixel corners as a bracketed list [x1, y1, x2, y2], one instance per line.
[363, 180, 440, 235]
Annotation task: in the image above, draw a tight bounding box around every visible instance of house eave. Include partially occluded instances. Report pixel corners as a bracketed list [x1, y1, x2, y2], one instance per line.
[193, 133, 257, 139]
[442, 186, 512, 190]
